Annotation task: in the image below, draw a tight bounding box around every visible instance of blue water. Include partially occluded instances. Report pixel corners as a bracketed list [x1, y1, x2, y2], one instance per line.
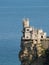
[0, 39, 20, 65]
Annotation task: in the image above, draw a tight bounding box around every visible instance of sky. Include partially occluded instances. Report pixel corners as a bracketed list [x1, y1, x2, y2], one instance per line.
[0, 0, 49, 40]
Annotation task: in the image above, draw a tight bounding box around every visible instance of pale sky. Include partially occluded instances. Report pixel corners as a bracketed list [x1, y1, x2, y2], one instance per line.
[0, 0, 49, 40]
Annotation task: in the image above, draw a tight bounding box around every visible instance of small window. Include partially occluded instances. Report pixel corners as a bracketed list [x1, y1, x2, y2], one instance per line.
[35, 40, 37, 41]
[27, 29, 29, 31]
[41, 36, 43, 38]
[26, 36, 28, 38]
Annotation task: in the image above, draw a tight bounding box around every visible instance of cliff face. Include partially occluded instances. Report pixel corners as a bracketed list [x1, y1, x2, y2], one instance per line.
[19, 39, 45, 65]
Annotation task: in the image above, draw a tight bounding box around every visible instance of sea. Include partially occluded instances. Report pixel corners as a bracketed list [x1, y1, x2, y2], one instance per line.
[0, 39, 20, 65]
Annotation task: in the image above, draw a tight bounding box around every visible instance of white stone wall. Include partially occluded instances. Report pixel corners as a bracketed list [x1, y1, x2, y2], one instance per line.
[37, 30, 46, 39]
[25, 27, 30, 32]
[25, 32, 31, 39]
[22, 19, 47, 43]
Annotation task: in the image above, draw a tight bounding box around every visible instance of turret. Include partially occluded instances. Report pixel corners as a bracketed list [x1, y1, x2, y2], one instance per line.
[23, 18, 29, 28]
[22, 18, 31, 40]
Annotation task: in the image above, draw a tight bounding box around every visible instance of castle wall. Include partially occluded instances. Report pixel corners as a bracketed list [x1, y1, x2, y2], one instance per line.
[41, 38, 49, 49]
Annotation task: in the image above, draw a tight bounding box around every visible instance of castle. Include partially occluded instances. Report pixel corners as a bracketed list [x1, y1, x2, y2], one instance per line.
[19, 18, 49, 65]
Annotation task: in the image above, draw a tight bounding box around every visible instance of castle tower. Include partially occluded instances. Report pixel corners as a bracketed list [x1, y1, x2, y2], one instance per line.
[22, 18, 31, 40]
[23, 18, 29, 28]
